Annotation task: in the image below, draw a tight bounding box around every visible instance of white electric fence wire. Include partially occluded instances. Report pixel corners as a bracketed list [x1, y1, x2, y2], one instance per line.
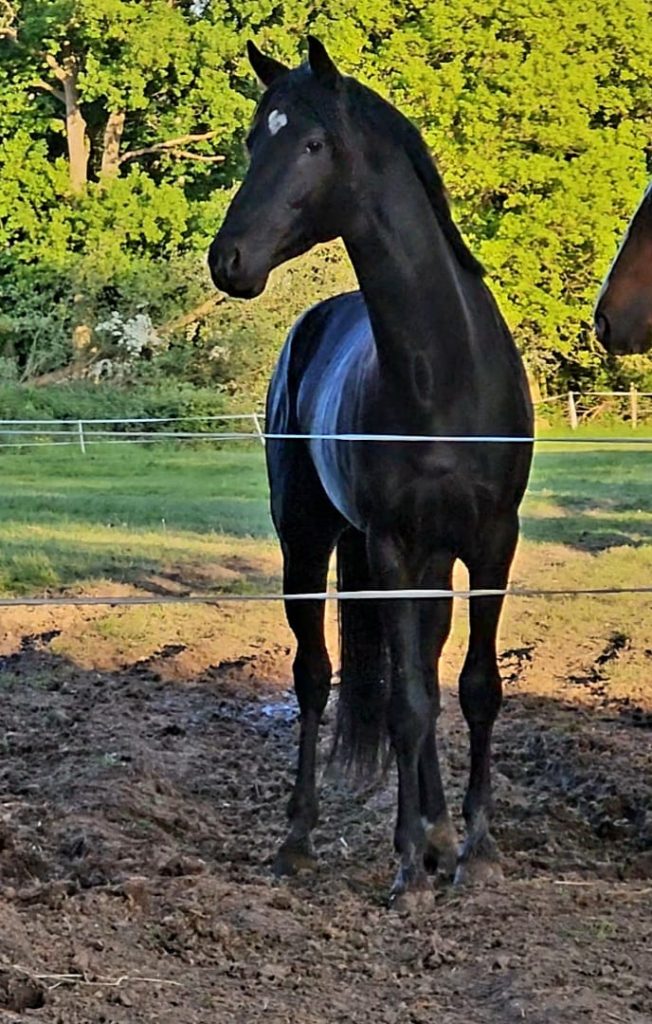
[0, 586, 650, 608]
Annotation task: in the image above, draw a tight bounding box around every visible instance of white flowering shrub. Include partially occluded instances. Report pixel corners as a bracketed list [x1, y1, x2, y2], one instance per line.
[95, 311, 161, 356]
[92, 311, 163, 379]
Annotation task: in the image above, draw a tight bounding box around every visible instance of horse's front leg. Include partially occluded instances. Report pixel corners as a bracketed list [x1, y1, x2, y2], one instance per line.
[273, 536, 337, 876]
[417, 574, 459, 879]
[368, 533, 432, 906]
[456, 514, 519, 886]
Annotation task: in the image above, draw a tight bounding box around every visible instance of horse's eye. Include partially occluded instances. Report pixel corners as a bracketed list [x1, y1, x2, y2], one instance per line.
[305, 140, 323, 155]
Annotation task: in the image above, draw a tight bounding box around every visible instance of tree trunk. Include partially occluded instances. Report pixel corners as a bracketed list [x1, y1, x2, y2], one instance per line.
[100, 110, 126, 179]
[160, 294, 225, 335]
[62, 66, 89, 192]
[71, 293, 95, 366]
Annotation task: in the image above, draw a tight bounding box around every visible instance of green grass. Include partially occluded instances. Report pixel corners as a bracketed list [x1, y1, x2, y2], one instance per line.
[0, 434, 650, 595]
[522, 447, 652, 549]
[0, 443, 273, 593]
[0, 443, 271, 534]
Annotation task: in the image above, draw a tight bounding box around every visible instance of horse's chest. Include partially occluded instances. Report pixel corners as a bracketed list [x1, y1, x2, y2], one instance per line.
[310, 441, 474, 541]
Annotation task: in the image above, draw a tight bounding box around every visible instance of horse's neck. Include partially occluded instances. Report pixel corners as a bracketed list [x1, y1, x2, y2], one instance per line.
[344, 159, 480, 409]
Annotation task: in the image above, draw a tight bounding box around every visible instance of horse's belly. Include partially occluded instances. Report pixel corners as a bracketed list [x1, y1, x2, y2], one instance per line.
[308, 438, 366, 530]
[299, 319, 373, 530]
[311, 429, 486, 548]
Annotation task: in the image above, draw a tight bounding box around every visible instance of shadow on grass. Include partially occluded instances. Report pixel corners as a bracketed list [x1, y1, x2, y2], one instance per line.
[0, 533, 281, 595]
[522, 450, 652, 551]
[0, 492, 274, 538]
[520, 513, 652, 552]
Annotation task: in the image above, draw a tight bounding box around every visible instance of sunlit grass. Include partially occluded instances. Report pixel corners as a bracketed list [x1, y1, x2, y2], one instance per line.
[0, 436, 649, 597]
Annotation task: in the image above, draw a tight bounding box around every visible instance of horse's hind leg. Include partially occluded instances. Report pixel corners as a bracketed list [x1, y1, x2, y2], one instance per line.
[417, 554, 459, 878]
[455, 513, 519, 886]
[367, 533, 433, 904]
[270, 454, 343, 876]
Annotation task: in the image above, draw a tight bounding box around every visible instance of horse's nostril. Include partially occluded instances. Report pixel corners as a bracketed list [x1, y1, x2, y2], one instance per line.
[595, 312, 610, 344]
[229, 245, 241, 274]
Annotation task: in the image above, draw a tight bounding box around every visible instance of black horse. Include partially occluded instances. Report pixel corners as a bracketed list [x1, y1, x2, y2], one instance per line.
[209, 38, 533, 903]
[595, 181, 652, 354]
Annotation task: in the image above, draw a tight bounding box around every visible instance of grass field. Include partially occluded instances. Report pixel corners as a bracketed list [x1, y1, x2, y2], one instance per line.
[0, 436, 650, 596]
[0, 443, 273, 594]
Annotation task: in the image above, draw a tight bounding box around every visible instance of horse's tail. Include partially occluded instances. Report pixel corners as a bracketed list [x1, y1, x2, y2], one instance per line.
[333, 527, 389, 778]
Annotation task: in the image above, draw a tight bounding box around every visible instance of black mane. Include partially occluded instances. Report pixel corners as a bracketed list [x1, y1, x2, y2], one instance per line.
[346, 79, 484, 277]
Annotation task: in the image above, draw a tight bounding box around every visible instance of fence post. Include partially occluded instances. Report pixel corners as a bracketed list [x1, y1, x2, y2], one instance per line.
[567, 391, 578, 430]
[252, 413, 266, 447]
[630, 384, 638, 430]
[77, 420, 86, 454]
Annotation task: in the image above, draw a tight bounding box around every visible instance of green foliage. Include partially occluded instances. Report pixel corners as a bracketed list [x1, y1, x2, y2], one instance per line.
[1, 0, 651, 396]
[0, 380, 230, 431]
[299, 0, 652, 388]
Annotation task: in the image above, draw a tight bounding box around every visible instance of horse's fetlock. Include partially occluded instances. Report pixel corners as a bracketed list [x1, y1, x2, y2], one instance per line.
[287, 793, 318, 828]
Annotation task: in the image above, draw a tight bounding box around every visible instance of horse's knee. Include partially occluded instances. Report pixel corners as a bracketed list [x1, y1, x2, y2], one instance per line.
[293, 649, 332, 714]
[459, 659, 502, 726]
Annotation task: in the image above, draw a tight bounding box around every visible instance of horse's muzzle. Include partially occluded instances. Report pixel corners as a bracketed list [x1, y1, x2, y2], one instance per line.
[594, 302, 652, 355]
[208, 234, 267, 299]
[594, 312, 610, 346]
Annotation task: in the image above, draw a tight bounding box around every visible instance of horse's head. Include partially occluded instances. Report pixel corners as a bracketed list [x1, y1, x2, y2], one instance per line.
[209, 38, 351, 299]
[594, 183, 652, 354]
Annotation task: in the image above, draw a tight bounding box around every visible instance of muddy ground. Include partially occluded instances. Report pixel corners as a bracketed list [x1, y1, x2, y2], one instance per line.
[0, 591, 650, 1024]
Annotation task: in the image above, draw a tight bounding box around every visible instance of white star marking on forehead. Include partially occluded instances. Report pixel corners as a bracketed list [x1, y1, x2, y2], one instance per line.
[267, 109, 288, 136]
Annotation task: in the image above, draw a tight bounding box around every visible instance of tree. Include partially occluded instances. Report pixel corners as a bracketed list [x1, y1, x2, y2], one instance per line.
[295, 0, 652, 388]
[1, 1, 249, 191]
[0, 0, 255, 372]
[1, 0, 651, 394]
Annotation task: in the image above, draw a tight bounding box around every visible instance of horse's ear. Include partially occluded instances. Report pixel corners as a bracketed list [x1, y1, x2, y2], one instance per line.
[247, 40, 290, 88]
[307, 36, 340, 88]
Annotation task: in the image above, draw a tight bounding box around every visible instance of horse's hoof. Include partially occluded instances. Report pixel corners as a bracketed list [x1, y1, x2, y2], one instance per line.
[388, 866, 433, 912]
[454, 856, 504, 887]
[272, 842, 317, 877]
[425, 847, 459, 883]
[388, 882, 433, 913]
[423, 816, 459, 880]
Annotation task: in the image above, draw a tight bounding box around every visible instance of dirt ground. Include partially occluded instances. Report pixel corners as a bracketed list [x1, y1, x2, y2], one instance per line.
[0, 584, 650, 1024]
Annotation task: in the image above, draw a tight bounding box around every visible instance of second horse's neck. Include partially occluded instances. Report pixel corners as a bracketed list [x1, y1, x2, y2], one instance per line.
[343, 149, 481, 410]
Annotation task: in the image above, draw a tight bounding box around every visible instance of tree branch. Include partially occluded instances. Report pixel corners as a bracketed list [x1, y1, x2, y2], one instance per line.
[0, 1, 17, 39]
[100, 110, 126, 178]
[28, 361, 91, 388]
[60, 63, 89, 192]
[30, 78, 66, 104]
[160, 295, 226, 335]
[170, 149, 225, 163]
[44, 52, 68, 83]
[118, 130, 219, 165]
